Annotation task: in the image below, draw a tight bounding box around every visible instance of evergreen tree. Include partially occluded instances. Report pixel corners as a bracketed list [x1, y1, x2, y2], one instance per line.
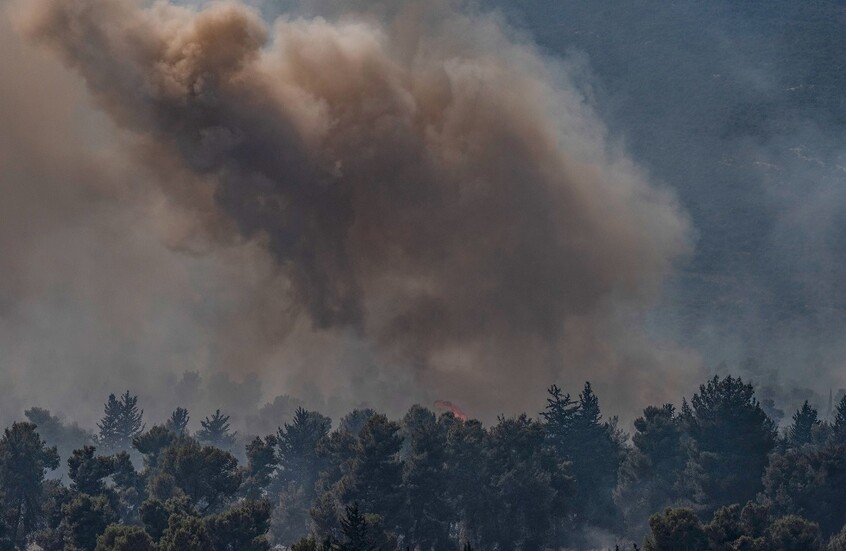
[400, 406, 452, 549]
[767, 515, 822, 551]
[484, 414, 573, 550]
[339, 504, 371, 551]
[704, 504, 743, 550]
[0, 517, 12, 551]
[573, 382, 623, 526]
[442, 417, 491, 549]
[98, 392, 145, 453]
[788, 401, 819, 448]
[94, 524, 155, 551]
[152, 439, 242, 513]
[0, 422, 60, 545]
[540, 384, 579, 439]
[165, 408, 190, 436]
[542, 382, 621, 529]
[133, 425, 178, 470]
[643, 508, 708, 551]
[206, 500, 272, 551]
[831, 396, 846, 444]
[338, 409, 377, 436]
[196, 410, 236, 450]
[157, 514, 213, 551]
[686, 376, 777, 513]
[339, 415, 404, 529]
[762, 442, 846, 537]
[67, 446, 116, 496]
[309, 429, 359, 541]
[272, 408, 330, 543]
[615, 404, 687, 535]
[33, 479, 73, 551]
[739, 502, 770, 541]
[276, 408, 331, 491]
[62, 494, 118, 551]
[138, 500, 169, 543]
[308, 415, 402, 542]
[290, 536, 333, 551]
[110, 451, 145, 523]
[139, 497, 195, 542]
[336, 504, 392, 551]
[241, 435, 278, 500]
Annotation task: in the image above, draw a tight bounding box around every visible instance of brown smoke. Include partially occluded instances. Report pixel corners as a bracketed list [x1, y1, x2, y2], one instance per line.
[4, 0, 698, 423]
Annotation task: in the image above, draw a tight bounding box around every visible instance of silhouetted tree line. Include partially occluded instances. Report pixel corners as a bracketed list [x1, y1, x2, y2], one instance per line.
[2, 375, 846, 550]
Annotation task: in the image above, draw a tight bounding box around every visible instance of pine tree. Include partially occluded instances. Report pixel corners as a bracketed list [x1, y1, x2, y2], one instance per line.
[832, 396, 846, 444]
[643, 508, 708, 551]
[572, 382, 622, 527]
[540, 384, 579, 437]
[67, 445, 115, 495]
[242, 435, 279, 500]
[339, 504, 371, 551]
[616, 404, 687, 534]
[63, 493, 118, 551]
[206, 500, 272, 551]
[762, 443, 846, 538]
[165, 408, 190, 436]
[157, 514, 213, 551]
[154, 439, 242, 513]
[277, 408, 331, 489]
[98, 391, 145, 453]
[542, 382, 621, 529]
[687, 376, 777, 514]
[340, 415, 403, 530]
[768, 515, 822, 551]
[271, 408, 334, 541]
[339, 409, 377, 436]
[95, 524, 155, 551]
[133, 425, 178, 470]
[484, 414, 572, 549]
[0, 422, 60, 545]
[271, 408, 331, 541]
[401, 406, 452, 549]
[788, 401, 819, 447]
[196, 410, 236, 450]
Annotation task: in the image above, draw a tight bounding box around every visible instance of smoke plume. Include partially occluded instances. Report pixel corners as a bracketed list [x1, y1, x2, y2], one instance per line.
[2, 0, 695, 425]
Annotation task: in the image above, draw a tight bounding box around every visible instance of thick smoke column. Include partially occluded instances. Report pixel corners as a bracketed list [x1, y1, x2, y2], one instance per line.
[9, 0, 694, 420]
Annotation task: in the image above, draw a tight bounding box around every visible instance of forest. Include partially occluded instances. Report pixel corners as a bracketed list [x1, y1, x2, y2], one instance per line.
[0, 376, 845, 550]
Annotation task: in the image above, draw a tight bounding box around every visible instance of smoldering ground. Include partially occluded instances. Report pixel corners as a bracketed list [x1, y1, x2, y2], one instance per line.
[0, 0, 697, 428]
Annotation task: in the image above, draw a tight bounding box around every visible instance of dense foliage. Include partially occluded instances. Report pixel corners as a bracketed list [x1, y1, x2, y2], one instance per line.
[2, 376, 846, 550]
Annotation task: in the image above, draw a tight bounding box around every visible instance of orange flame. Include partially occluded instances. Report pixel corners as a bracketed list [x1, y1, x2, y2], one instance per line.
[434, 400, 468, 421]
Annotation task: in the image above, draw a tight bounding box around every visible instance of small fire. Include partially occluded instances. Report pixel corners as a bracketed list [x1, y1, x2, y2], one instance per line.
[434, 400, 468, 421]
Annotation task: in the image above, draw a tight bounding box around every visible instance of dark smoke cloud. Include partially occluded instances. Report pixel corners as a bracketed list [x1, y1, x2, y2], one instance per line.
[0, 5, 291, 427]
[2, 0, 696, 425]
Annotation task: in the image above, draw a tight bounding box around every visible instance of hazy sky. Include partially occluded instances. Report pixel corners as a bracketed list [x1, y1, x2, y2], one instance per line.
[1, 0, 843, 430]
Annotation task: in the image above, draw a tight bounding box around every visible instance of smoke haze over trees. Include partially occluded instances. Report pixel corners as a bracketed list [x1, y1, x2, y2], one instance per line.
[0, 377, 844, 549]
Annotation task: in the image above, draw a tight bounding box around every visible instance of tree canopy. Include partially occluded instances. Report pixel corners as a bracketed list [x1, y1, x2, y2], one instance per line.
[0, 374, 845, 550]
